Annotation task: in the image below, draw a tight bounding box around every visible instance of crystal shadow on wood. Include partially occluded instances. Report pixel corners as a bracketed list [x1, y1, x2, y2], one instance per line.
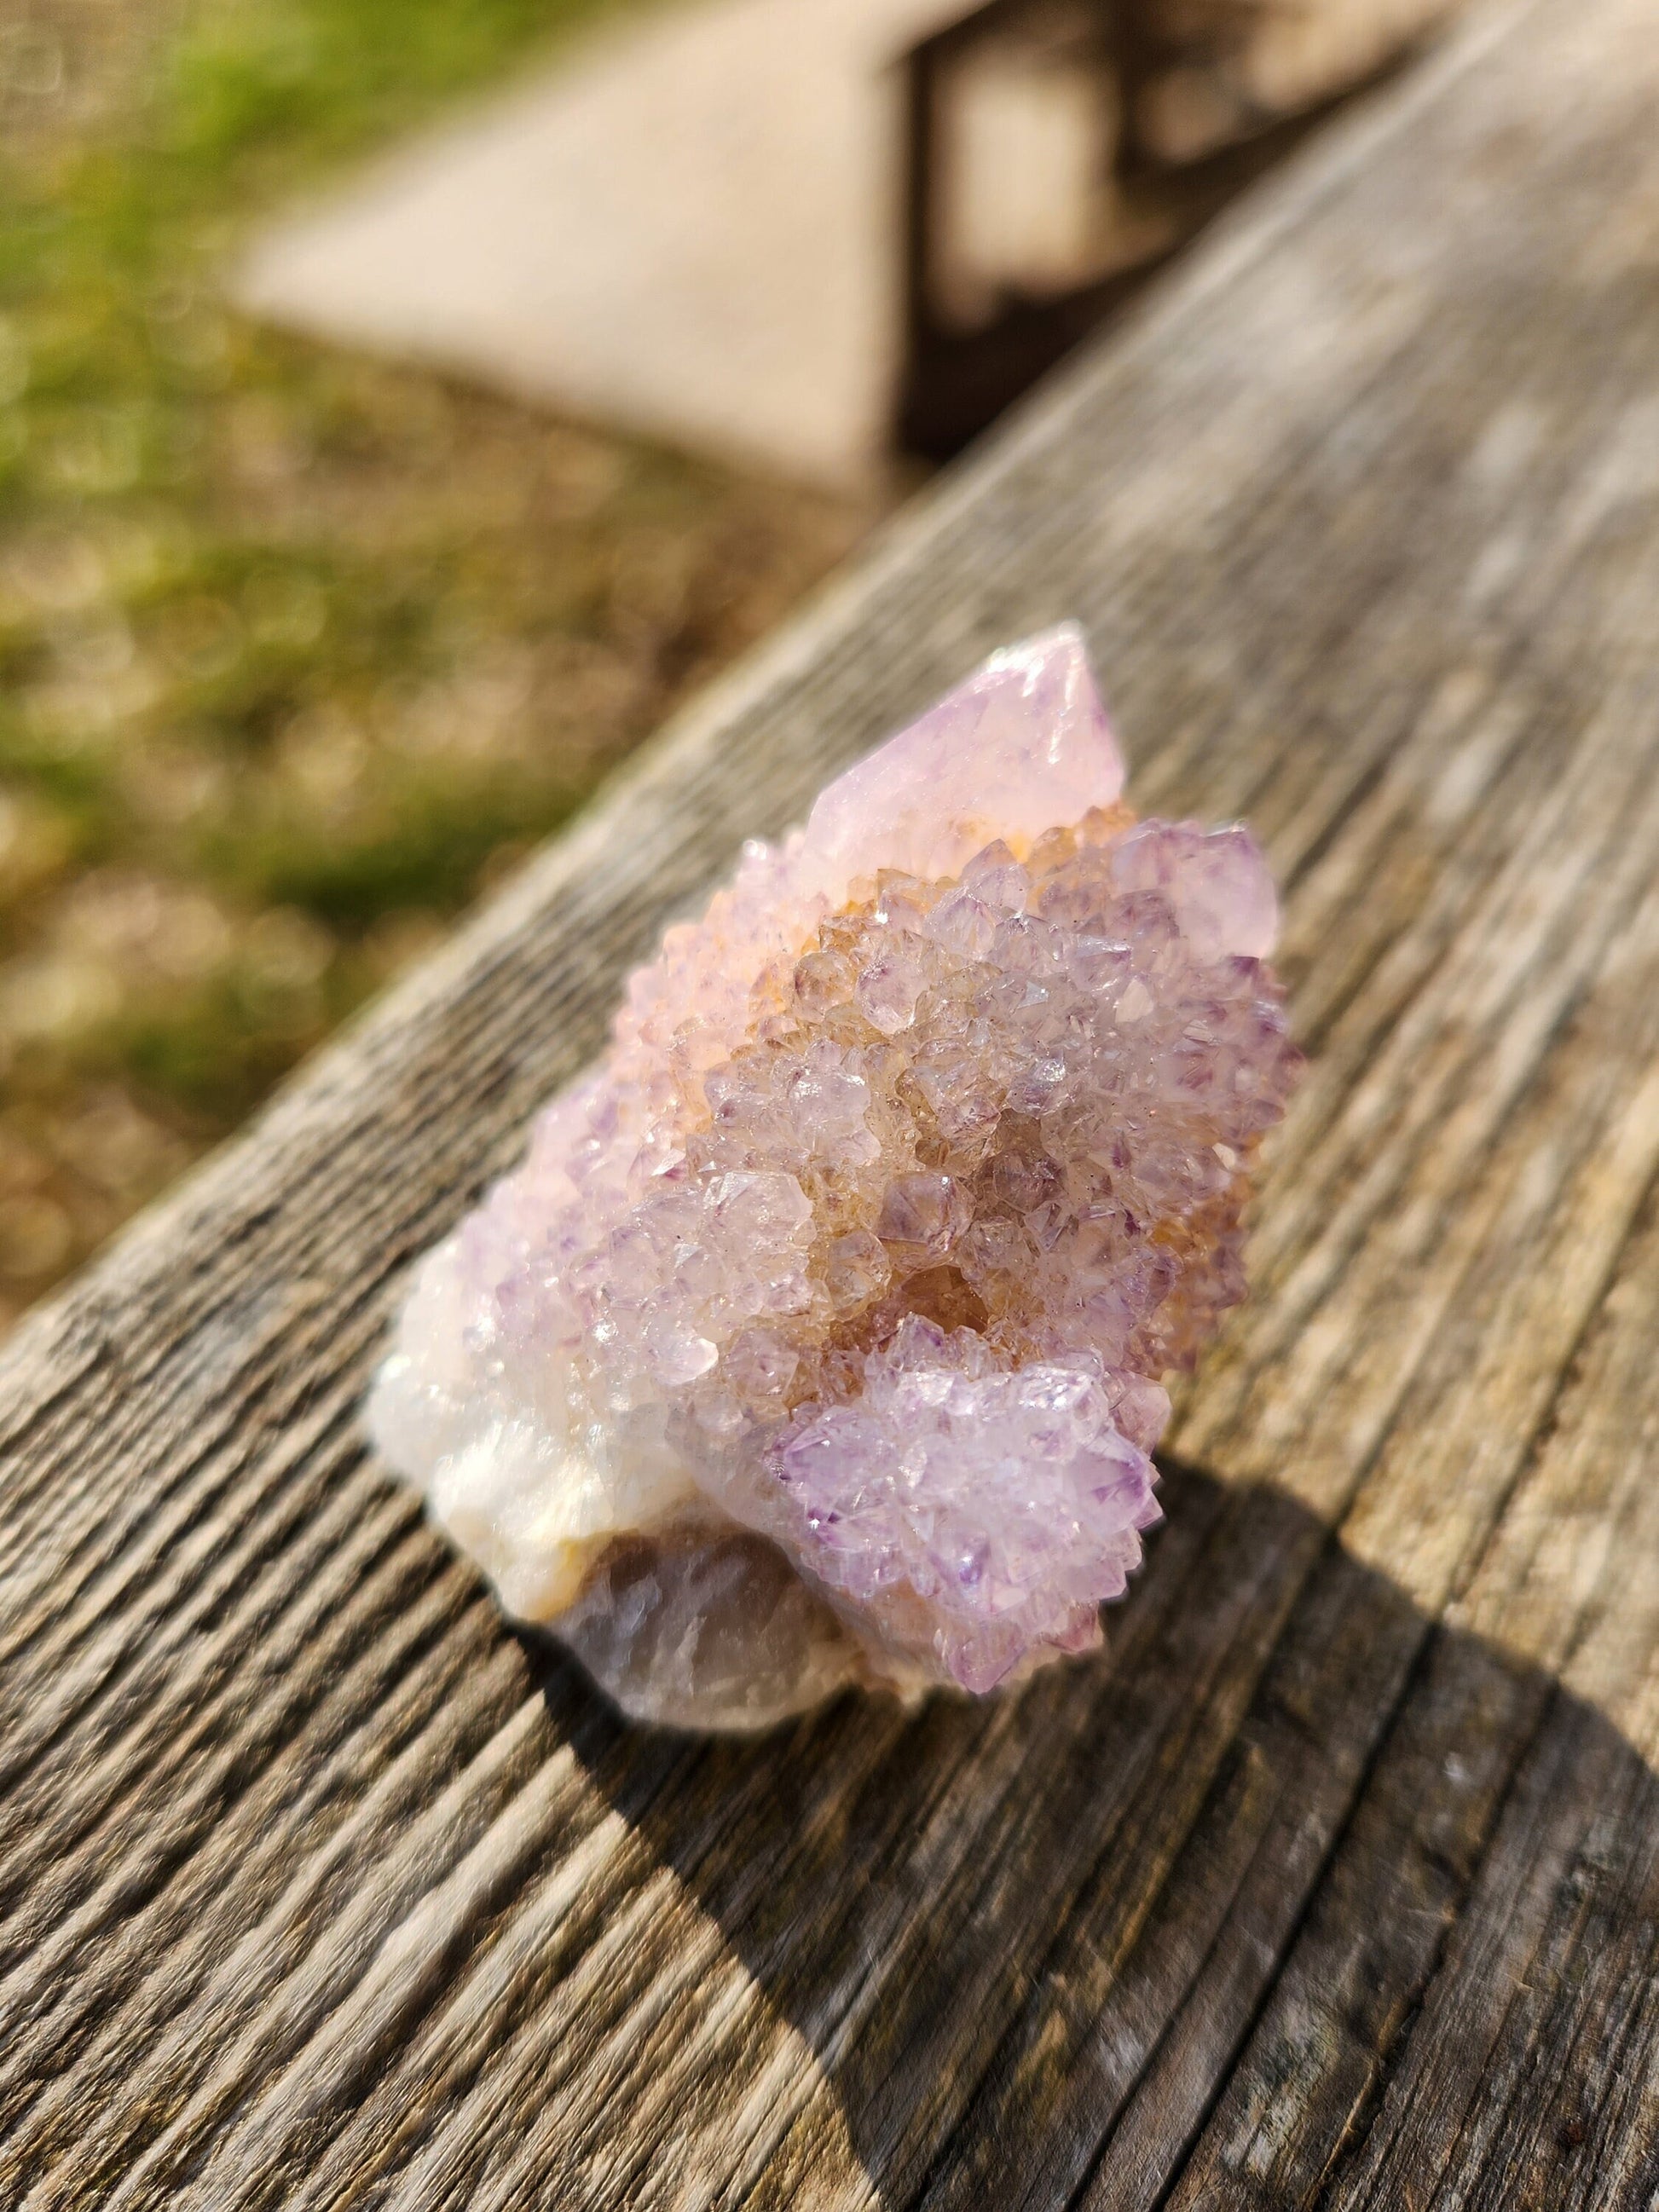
[530, 1459, 1659, 2210]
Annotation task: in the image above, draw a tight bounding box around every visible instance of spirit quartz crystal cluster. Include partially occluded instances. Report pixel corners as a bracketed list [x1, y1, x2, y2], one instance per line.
[369, 628, 1301, 1729]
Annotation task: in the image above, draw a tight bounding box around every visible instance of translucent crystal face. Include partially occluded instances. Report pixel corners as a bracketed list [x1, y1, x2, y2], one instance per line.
[368, 628, 1302, 1728]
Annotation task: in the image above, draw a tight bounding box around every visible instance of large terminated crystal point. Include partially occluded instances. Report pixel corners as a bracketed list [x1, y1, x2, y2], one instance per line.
[369, 627, 1301, 1729]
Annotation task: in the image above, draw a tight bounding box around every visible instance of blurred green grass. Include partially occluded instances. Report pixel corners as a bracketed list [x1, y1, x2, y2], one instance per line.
[0, 0, 860, 1326]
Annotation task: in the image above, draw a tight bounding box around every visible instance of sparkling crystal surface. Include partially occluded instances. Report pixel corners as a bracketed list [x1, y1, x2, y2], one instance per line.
[369, 627, 1301, 1728]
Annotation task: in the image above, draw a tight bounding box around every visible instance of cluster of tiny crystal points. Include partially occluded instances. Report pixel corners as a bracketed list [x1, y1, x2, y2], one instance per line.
[438, 811, 1295, 1691]
[370, 627, 1302, 1708]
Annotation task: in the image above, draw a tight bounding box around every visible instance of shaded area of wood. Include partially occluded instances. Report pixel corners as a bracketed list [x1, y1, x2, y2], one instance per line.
[5, 0, 1659, 2201]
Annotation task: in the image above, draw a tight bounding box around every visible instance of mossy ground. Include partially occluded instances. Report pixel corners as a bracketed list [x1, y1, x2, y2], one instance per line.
[0, 0, 864, 1330]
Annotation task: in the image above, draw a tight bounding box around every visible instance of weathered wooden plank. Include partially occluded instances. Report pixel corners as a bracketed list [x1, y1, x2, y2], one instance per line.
[1152, 1126, 1659, 2208]
[5, 0, 1659, 2203]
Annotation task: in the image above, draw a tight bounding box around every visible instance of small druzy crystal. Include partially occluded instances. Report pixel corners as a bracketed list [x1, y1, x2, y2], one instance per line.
[369, 627, 1301, 1729]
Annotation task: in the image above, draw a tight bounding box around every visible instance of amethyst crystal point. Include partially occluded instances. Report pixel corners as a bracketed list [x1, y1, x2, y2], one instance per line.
[368, 627, 1302, 1730]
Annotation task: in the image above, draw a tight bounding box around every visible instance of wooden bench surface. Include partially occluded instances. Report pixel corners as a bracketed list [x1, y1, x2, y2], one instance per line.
[7, 0, 1659, 2200]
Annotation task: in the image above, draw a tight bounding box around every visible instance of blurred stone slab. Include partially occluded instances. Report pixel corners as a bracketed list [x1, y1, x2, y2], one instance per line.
[234, 0, 960, 489]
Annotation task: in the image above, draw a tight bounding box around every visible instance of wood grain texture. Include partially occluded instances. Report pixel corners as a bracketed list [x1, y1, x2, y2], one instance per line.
[6, 0, 1659, 2202]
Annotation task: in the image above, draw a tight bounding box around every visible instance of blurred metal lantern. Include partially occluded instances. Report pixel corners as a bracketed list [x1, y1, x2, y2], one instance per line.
[898, 0, 1458, 459]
